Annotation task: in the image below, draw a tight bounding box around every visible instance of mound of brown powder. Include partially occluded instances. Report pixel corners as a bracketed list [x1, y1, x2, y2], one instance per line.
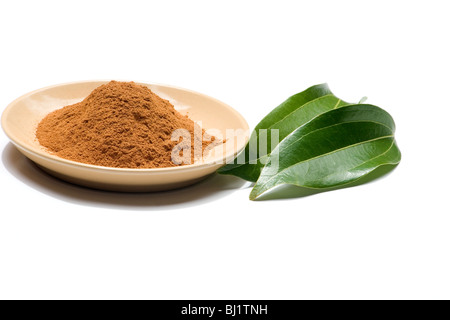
[36, 81, 213, 168]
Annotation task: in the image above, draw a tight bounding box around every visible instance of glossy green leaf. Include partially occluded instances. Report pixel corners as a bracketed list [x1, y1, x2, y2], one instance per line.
[218, 84, 349, 182]
[249, 104, 401, 200]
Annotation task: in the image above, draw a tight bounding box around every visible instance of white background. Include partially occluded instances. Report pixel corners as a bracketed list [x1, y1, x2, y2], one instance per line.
[0, 0, 449, 300]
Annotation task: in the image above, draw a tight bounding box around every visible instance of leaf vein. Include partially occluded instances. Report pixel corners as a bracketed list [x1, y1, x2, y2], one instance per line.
[257, 135, 394, 192]
[278, 120, 394, 154]
[333, 99, 341, 109]
[264, 93, 335, 130]
[312, 140, 396, 182]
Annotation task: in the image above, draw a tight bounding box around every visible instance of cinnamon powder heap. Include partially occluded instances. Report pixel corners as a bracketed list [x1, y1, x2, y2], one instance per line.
[36, 81, 213, 168]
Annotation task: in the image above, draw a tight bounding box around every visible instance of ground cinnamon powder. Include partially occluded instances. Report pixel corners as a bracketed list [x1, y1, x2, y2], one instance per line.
[36, 81, 213, 168]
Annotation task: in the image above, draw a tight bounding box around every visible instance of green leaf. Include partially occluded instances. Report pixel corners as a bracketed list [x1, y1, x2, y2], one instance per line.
[249, 104, 401, 200]
[218, 83, 349, 181]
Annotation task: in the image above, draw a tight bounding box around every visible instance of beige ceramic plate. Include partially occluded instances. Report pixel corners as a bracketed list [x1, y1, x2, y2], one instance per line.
[1, 81, 249, 192]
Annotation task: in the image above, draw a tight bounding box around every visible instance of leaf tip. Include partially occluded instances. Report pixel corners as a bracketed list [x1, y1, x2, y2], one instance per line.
[249, 188, 262, 201]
